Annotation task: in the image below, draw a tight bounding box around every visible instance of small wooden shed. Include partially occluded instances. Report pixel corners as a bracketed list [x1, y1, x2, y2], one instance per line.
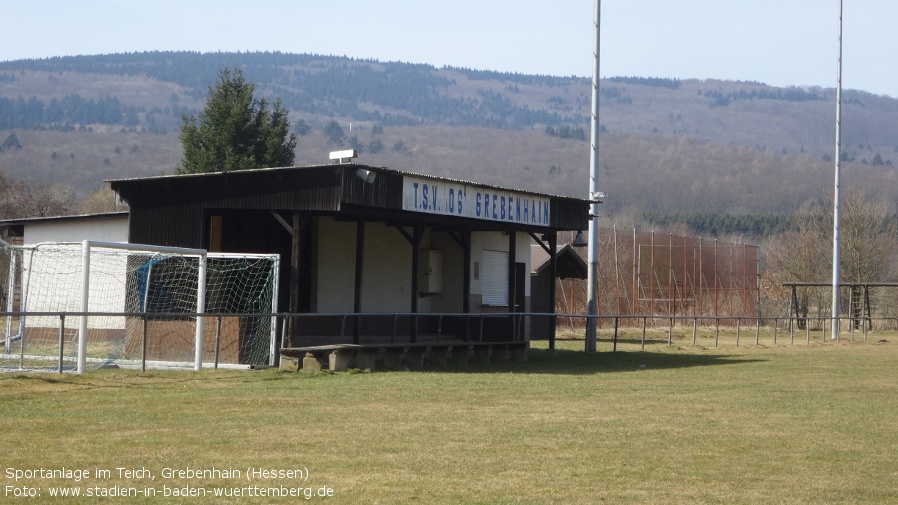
[109, 163, 589, 351]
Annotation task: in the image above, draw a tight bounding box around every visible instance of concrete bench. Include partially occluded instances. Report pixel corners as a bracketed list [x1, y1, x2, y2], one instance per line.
[279, 341, 529, 371]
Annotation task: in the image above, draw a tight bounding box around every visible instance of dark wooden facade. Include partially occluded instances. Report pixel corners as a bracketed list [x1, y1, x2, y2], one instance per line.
[109, 164, 590, 346]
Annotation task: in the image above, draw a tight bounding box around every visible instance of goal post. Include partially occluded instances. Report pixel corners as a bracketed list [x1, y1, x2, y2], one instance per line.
[78, 241, 207, 374]
[2, 239, 279, 374]
[203, 252, 281, 366]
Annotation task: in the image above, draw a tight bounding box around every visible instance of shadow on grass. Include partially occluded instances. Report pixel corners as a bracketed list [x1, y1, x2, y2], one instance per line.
[414, 347, 766, 375]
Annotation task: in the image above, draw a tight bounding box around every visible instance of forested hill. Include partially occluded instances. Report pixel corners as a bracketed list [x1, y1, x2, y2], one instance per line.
[0, 51, 588, 130]
[2, 51, 898, 227]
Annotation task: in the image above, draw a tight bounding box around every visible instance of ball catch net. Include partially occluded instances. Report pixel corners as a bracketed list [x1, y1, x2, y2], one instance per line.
[1, 241, 278, 372]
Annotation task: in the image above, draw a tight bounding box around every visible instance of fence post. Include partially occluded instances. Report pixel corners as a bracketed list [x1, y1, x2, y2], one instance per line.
[735, 318, 740, 347]
[715, 318, 719, 347]
[668, 317, 673, 346]
[141, 315, 148, 373]
[755, 317, 760, 345]
[280, 316, 287, 353]
[692, 317, 697, 345]
[57, 314, 66, 374]
[214, 315, 222, 369]
[391, 314, 398, 344]
[641, 316, 646, 350]
[613, 317, 618, 352]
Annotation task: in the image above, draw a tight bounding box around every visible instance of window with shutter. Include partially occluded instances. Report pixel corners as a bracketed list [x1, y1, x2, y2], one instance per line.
[481, 250, 508, 306]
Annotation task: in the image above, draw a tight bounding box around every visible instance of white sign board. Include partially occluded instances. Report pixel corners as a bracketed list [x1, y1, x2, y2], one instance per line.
[402, 176, 550, 226]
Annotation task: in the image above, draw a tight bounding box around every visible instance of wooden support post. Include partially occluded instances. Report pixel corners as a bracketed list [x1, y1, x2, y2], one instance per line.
[410, 225, 423, 343]
[353, 219, 365, 344]
[549, 232, 557, 353]
[288, 212, 306, 347]
[508, 231, 517, 341]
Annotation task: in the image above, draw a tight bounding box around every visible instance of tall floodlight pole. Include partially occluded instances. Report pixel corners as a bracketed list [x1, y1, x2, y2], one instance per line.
[831, 0, 843, 340]
[585, 0, 601, 352]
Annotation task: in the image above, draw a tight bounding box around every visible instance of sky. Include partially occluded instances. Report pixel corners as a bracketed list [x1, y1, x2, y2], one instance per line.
[2, 0, 896, 98]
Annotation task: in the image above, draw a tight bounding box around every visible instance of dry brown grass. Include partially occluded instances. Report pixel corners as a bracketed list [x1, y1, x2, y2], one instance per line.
[2, 339, 898, 504]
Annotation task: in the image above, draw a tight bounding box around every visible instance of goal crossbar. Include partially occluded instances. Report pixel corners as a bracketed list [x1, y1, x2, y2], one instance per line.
[78, 240, 208, 374]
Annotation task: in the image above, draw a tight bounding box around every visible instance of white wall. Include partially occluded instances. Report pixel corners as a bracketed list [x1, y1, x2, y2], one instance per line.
[470, 231, 531, 300]
[24, 216, 128, 245]
[15, 217, 129, 331]
[314, 217, 357, 313]
[361, 223, 415, 313]
[314, 219, 531, 315]
[429, 231, 464, 313]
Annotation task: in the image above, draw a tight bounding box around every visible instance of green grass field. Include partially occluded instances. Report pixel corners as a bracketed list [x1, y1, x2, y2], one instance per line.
[2, 337, 897, 504]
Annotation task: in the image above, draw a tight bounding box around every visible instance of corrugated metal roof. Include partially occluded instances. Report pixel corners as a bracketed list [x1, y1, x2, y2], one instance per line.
[107, 164, 591, 204]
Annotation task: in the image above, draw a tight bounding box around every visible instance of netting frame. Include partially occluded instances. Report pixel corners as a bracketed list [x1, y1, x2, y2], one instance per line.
[80, 241, 208, 373]
[3, 239, 280, 374]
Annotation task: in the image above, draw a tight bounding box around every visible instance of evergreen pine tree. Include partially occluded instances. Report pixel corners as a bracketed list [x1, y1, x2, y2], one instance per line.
[177, 67, 296, 174]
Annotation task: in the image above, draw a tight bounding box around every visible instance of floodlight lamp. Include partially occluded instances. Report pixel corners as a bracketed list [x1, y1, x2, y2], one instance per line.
[329, 149, 358, 164]
[589, 191, 607, 202]
[356, 168, 376, 184]
[572, 231, 587, 248]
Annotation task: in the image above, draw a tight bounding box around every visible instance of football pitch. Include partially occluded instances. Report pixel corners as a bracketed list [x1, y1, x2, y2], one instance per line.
[2, 338, 897, 504]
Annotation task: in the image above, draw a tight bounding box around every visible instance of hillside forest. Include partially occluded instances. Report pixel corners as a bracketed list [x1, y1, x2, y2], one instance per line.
[0, 51, 896, 239]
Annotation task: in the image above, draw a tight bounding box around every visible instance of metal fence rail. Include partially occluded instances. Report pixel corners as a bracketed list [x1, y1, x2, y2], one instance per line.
[558, 313, 898, 351]
[4, 310, 894, 374]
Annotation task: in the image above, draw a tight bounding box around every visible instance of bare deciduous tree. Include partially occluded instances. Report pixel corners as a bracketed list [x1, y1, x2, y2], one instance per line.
[766, 189, 898, 326]
[77, 187, 127, 215]
[0, 169, 76, 219]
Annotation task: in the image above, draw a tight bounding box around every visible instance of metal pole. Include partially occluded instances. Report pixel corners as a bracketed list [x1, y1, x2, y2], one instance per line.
[193, 253, 207, 371]
[632, 228, 637, 317]
[585, 0, 602, 353]
[613, 226, 620, 315]
[714, 238, 719, 317]
[214, 315, 222, 369]
[5, 250, 16, 353]
[641, 316, 646, 350]
[78, 240, 90, 374]
[57, 315, 65, 374]
[831, 0, 843, 340]
[141, 316, 147, 373]
[612, 317, 618, 352]
[650, 231, 655, 321]
[668, 233, 673, 316]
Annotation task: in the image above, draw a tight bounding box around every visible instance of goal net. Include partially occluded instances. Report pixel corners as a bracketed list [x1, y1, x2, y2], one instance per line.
[1, 240, 278, 373]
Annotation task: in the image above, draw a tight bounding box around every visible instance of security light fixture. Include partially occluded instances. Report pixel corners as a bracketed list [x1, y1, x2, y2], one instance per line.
[356, 168, 376, 184]
[572, 231, 587, 248]
[329, 149, 357, 164]
[590, 191, 607, 202]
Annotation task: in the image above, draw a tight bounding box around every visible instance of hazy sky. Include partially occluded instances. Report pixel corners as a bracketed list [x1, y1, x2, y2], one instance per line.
[3, 0, 896, 97]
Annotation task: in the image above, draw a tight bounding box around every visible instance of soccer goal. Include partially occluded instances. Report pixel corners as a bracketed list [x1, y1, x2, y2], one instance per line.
[1, 240, 279, 373]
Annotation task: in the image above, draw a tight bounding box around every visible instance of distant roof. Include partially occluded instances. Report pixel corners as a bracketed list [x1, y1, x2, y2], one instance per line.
[0, 211, 128, 227]
[530, 242, 588, 279]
